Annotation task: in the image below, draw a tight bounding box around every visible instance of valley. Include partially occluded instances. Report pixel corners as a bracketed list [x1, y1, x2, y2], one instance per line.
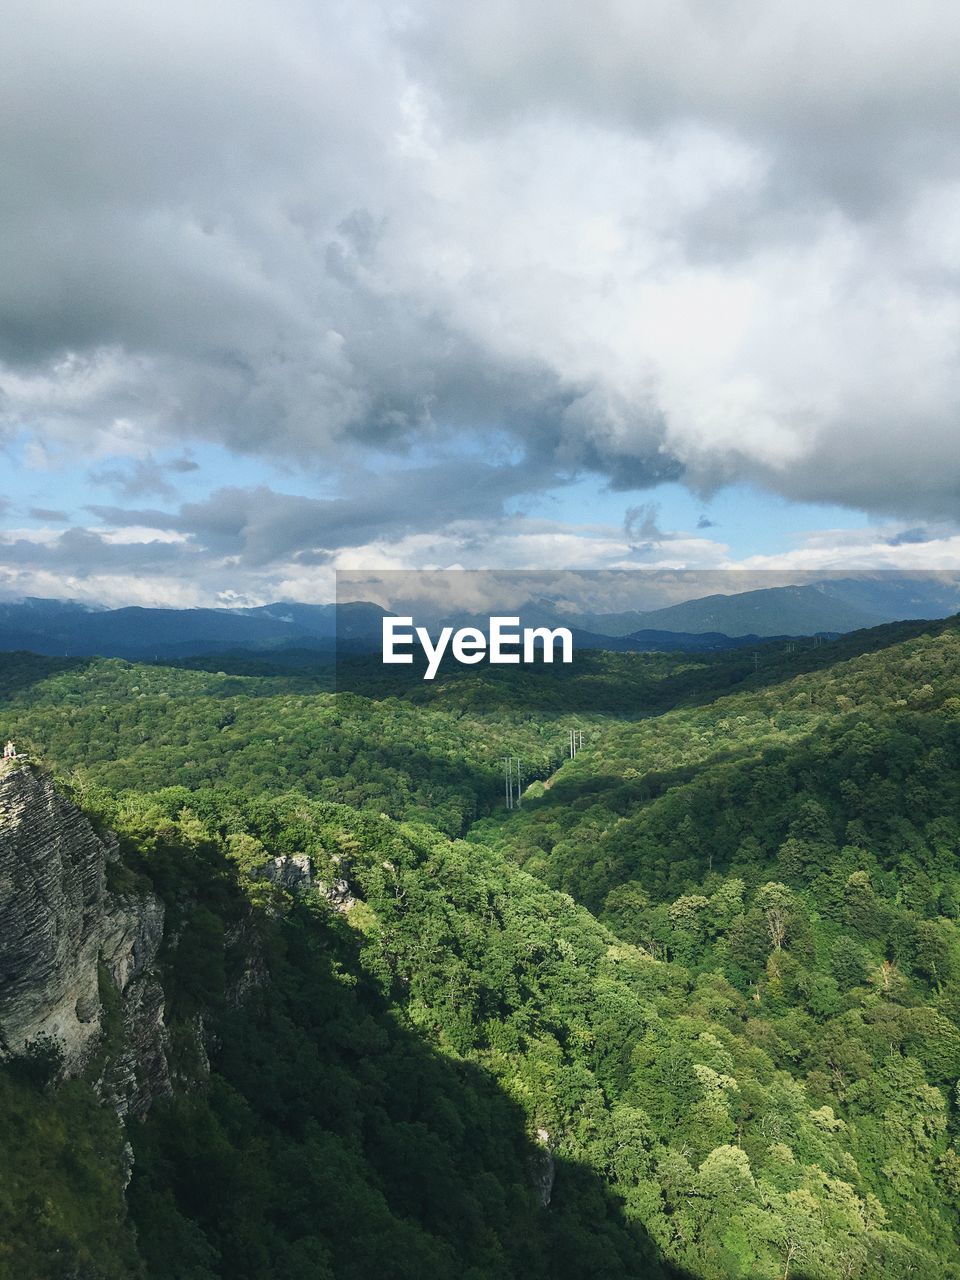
[1, 615, 960, 1277]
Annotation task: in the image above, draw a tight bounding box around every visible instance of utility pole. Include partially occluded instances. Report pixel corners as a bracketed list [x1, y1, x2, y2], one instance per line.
[503, 756, 524, 809]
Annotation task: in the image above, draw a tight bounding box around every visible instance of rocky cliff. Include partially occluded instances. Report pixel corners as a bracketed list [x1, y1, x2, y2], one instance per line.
[0, 761, 169, 1111]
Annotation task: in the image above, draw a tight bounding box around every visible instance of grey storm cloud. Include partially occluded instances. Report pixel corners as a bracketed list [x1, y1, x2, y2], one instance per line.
[0, 528, 187, 573]
[405, 2, 960, 213]
[85, 505, 184, 530]
[87, 455, 566, 567]
[89, 455, 202, 500]
[885, 525, 952, 547]
[28, 507, 69, 522]
[624, 503, 666, 551]
[3, 0, 960, 531]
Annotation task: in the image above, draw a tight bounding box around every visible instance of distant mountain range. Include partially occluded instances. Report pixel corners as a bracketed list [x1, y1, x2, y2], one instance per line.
[0, 576, 956, 660]
[573, 577, 960, 638]
[0, 599, 345, 659]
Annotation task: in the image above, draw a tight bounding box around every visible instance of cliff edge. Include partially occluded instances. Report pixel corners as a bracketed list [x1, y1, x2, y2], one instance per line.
[0, 761, 169, 1110]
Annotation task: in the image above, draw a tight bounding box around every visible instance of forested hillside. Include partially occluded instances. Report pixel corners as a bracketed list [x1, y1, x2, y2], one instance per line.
[0, 620, 937, 833]
[2, 616, 960, 1277]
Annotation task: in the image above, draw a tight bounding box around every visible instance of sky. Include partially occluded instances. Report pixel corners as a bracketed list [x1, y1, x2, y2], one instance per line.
[3, 0, 960, 607]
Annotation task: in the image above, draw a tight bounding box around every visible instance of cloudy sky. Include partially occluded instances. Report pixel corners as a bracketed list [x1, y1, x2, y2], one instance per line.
[3, 0, 960, 606]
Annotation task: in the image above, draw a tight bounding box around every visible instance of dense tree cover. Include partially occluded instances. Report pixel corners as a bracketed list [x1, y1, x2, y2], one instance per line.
[1, 620, 946, 836]
[466, 622, 960, 1270]
[3, 615, 960, 1276]
[1, 656, 572, 836]
[76, 788, 960, 1277]
[472, 623, 960, 904]
[115, 795, 684, 1280]
[0, 1067, 139, 1279]
[4, 641, 791, 837]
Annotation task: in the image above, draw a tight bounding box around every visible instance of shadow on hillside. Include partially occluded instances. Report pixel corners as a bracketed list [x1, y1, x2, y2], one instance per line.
[4, 612, 954, 723]
[461, 617, 960, 841]
[332, 614, 958, 723]
[0, 651, 92, 700]
[169, 648, 337, 690]
[123, 845, 695, 1280]
[517, 722, 817, 824]
[530, 751, 766, 814]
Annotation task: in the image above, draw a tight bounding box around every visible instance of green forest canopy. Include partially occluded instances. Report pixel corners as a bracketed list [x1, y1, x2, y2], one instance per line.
[2, 616, 960, 1277]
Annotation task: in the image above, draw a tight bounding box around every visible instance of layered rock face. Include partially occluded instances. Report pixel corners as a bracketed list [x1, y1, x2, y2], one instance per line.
[0, 762, 168, 1107]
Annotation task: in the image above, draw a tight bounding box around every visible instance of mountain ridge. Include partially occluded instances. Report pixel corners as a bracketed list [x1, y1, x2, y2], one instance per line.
[2, 574, 958, 659]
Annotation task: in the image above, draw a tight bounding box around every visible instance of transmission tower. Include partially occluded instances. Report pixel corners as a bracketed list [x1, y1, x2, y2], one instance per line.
[502, 756, 523, 809]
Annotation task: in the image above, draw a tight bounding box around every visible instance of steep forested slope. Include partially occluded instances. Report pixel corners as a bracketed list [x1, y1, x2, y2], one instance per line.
[466, 618, 960, 1272]
[2, 616, 960, 1278]
[8, 778, 948, 1278]
[0, 619, 944, 835]
[1, 644, 761, 835]
[472, 618, 960, 904]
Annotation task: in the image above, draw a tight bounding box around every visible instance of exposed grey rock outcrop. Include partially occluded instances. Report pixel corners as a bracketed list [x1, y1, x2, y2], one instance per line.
[252, 850, 358, 916]
[531, 1127, 555, 1207]
[226, 917, 269, 1008]
[319, 876, 356, 913]
[0, 762, 168, 1105]
[101, 972, 171, 1116]
[257, 852, 314, 892]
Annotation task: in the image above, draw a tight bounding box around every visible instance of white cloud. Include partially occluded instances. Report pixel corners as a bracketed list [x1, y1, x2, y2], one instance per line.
[736, 526, 960, 572]
[5, 498, 960, 607]
[3, 0, 960, 601]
